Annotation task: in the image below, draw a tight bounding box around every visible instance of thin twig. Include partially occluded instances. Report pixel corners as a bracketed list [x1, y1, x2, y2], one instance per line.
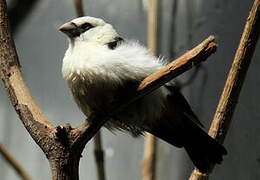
[168, 0, 178, 59]
[0, 144, 31, 180]
[147, 0, 158, 54]
[93, 131, 106, 180]
[74, 0, 84, 17]
[143, 0, 158, 180]
[189, 1, 260, 179]
[143, 133, 157, 180]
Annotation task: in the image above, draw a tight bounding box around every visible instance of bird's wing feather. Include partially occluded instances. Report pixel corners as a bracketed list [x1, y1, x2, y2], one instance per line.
[164, 83, 204, 128]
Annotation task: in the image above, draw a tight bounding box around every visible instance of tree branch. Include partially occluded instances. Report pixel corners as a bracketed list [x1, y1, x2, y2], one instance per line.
[189, 0, 260, 179]
[143, 0, 159, 179]
[73, 0, 84, 17]
[0, 0, 53, 149]
[0, 144, 31, 180]
[143, 133, 157, 180]
[93, 131, 106, 180]
[0, 0, 82, 179]
[0, 0, 217, 178]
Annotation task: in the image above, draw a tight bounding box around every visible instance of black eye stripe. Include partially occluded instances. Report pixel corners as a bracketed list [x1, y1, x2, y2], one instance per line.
[107, 37, 124, 50]
[80, 22, 94, 31]
[65, 22, 94, 38]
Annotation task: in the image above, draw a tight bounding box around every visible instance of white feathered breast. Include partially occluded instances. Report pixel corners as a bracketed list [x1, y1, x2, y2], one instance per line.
[62, 40, 169, 135]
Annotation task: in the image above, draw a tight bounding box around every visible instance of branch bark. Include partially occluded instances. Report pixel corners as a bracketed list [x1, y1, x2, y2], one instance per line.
[0, 0, 217, 178]
[0, 0, 53, 141]
[143, 0, 158, 179]
[0, 144, 31, 180]
[74, 0, 84, 17]
[143, 133, 157, 180]
[93, 131, 106, 180]
[189, 0, 260, 179]
[0, 0, 81, 179]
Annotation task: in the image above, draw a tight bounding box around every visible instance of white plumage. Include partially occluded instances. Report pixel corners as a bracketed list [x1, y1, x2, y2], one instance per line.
[61, 16, 168, 135]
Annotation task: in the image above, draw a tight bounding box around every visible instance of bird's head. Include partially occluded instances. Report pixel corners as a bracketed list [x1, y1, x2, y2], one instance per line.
[59, 16, 119, 45]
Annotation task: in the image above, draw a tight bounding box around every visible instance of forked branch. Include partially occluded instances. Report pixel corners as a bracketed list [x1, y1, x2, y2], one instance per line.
[0, 0, 217, 178]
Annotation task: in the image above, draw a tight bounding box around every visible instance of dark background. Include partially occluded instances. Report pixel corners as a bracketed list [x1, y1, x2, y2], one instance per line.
[0, 0, 259, 179]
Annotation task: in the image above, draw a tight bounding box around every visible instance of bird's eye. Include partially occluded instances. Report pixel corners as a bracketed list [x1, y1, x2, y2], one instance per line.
[80, 23, 94, 31]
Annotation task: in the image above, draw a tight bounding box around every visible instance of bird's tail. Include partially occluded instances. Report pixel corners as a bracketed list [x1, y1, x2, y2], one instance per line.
[182, 118, 227, 172]
[149, 117, 227, 173]
[148, 84, 227, 172]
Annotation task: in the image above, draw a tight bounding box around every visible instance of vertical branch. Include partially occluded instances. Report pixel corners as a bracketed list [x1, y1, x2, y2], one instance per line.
[168, 0, 178, 59]
[189, 0, 260, 179]
[143, 0, 158, 180]
[74, 0, 84, 17]
[93, 131, 106, 180]
[93, 129, 106, 180]
[147, 0, 158, 54]
[208, 0, 259, 144]
[0, 144, 31, 180]
[143, 133, 158, 180]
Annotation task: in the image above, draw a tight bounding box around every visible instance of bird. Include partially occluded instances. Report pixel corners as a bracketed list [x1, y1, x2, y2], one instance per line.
[59, 16, 227, 172]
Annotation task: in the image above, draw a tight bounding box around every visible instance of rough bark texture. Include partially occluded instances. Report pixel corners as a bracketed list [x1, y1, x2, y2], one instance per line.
[189, 0, 260, 179]
[208, 0, 260, 144]
[0, 0, 52, 136]
[0, 0, 81, 179]
[0, 0, 217, 178]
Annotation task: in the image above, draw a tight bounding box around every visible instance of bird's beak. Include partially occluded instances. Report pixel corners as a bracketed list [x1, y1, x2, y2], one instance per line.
[59, 22, 80, 38]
